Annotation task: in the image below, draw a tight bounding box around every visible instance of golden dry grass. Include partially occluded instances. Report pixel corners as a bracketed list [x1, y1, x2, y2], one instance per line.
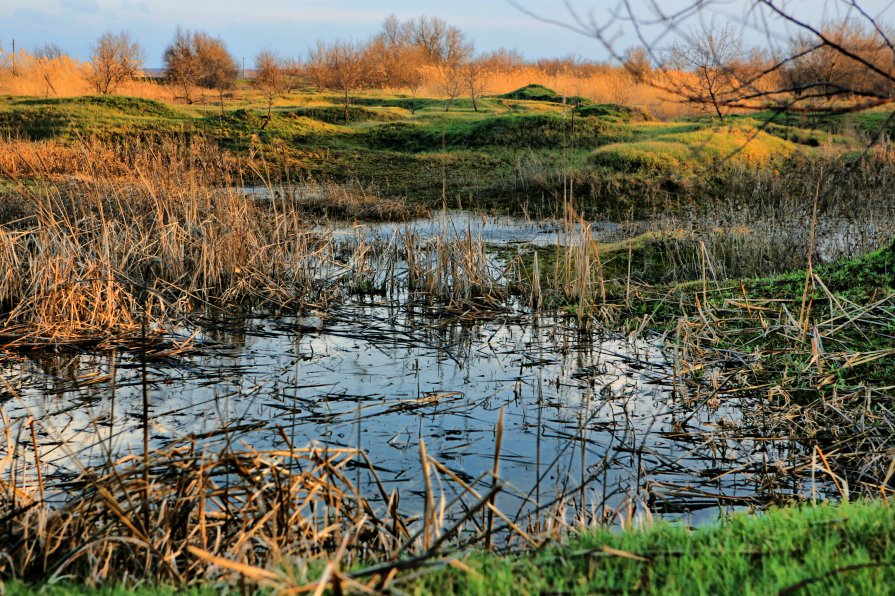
[0, 50, 171, 100]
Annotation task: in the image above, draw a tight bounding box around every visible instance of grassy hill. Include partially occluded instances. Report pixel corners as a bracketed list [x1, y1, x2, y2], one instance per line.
[0, 85, 866, 217]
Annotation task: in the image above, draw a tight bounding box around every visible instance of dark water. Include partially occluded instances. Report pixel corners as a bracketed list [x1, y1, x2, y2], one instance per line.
[3, 297, 833, 528]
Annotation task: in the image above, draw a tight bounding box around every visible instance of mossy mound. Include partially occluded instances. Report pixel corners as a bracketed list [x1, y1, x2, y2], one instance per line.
[575, 103, 651, 122]
[18, 96, 185, 119]
[454, 114, 612, 148]
[289, 105, 405, 125]
[589, 125, 798, 173]
[498, 84, 591, 106]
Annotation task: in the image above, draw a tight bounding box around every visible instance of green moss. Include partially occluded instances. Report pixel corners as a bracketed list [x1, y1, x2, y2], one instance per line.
[286, 105, 407, 124]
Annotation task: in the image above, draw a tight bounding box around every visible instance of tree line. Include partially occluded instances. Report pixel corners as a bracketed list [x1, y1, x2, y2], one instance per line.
[77, 16, 519, 120]
[7, 7, 894, 122]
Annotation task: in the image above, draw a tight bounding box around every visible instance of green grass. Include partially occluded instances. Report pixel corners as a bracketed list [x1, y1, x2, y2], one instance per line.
[589, 123, 802, 174]
[408, 501, 895, 595]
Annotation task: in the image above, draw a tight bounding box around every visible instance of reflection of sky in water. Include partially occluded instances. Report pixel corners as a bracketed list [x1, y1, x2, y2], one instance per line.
[238, 187, 623, 247]
[335, 210, 621, 247]
[4, 301, 831, 525]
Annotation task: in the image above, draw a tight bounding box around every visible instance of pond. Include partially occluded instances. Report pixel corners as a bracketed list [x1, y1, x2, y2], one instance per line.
[3, 295, 832, 530]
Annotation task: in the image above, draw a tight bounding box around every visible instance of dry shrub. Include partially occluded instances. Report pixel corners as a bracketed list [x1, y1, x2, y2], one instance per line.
[0, 49, 171, 101]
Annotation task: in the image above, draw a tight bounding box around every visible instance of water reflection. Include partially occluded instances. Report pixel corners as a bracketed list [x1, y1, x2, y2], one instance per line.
[3, 298, 833, 527]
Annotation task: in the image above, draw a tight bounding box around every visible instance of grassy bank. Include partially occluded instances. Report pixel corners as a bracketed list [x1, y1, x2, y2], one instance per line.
[3, 501, 892, 594]
[408, 501, 894, 595]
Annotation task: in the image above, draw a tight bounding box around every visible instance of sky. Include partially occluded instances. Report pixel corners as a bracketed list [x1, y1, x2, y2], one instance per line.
[1, 0, 894, 67]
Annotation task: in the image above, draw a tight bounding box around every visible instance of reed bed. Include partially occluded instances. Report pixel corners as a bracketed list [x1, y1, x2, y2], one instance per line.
[0, 136, 517, 349]
[0, 180, 335, 348]
[653, 281, 895, 499]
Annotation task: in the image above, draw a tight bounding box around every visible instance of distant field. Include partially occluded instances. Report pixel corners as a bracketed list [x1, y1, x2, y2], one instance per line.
[0, 85, 879, 219]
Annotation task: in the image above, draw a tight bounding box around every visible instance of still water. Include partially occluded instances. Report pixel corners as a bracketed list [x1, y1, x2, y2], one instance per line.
[4, 296, 828, 527]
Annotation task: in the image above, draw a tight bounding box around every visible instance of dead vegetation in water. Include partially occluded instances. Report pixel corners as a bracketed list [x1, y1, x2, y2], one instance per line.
[0, 400, 644, 592]
[658, 279, 895, 500]
[260, 179, 430, 222]
[0, 421, 396, 588]
[0, 137, 445, 350]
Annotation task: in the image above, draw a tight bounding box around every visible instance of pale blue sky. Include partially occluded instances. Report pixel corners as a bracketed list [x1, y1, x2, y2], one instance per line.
[1, 0, 893, 66]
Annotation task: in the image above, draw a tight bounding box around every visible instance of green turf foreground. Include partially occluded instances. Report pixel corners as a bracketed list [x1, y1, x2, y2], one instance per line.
[409, 501, 894, 595]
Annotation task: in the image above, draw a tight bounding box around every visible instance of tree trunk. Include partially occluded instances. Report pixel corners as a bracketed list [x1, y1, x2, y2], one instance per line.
[262, 100, 272, 130]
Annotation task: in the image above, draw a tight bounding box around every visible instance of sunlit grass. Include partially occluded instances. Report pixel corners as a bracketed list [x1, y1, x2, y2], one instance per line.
[407, 501, 895, 595]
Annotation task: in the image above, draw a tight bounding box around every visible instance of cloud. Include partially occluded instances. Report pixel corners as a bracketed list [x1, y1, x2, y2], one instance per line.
[58, 0, 101, 15]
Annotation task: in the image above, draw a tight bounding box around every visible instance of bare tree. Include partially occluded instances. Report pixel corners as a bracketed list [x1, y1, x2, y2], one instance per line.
[439, 63, 465, 112]
[34, 43, 64, 61]
[438, 29, 473, 112]
[411, 15, 451, 62]
[782, 19, 895, 107]
[381, 13, 415, 48]
[253, 50, 292, 127]
[86, 31, 143, 95]
[163, 28, 202, 103]
[163, 29, 239, 110]
[305, 41, 329, 92]
[463, 59, 490, 112]
[321, 41, 368, 122]
[667, 23, 743, 122]
[622, 46, 652, 83]
[518, 1, 895, 117]
[197, 38, 238, 114]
